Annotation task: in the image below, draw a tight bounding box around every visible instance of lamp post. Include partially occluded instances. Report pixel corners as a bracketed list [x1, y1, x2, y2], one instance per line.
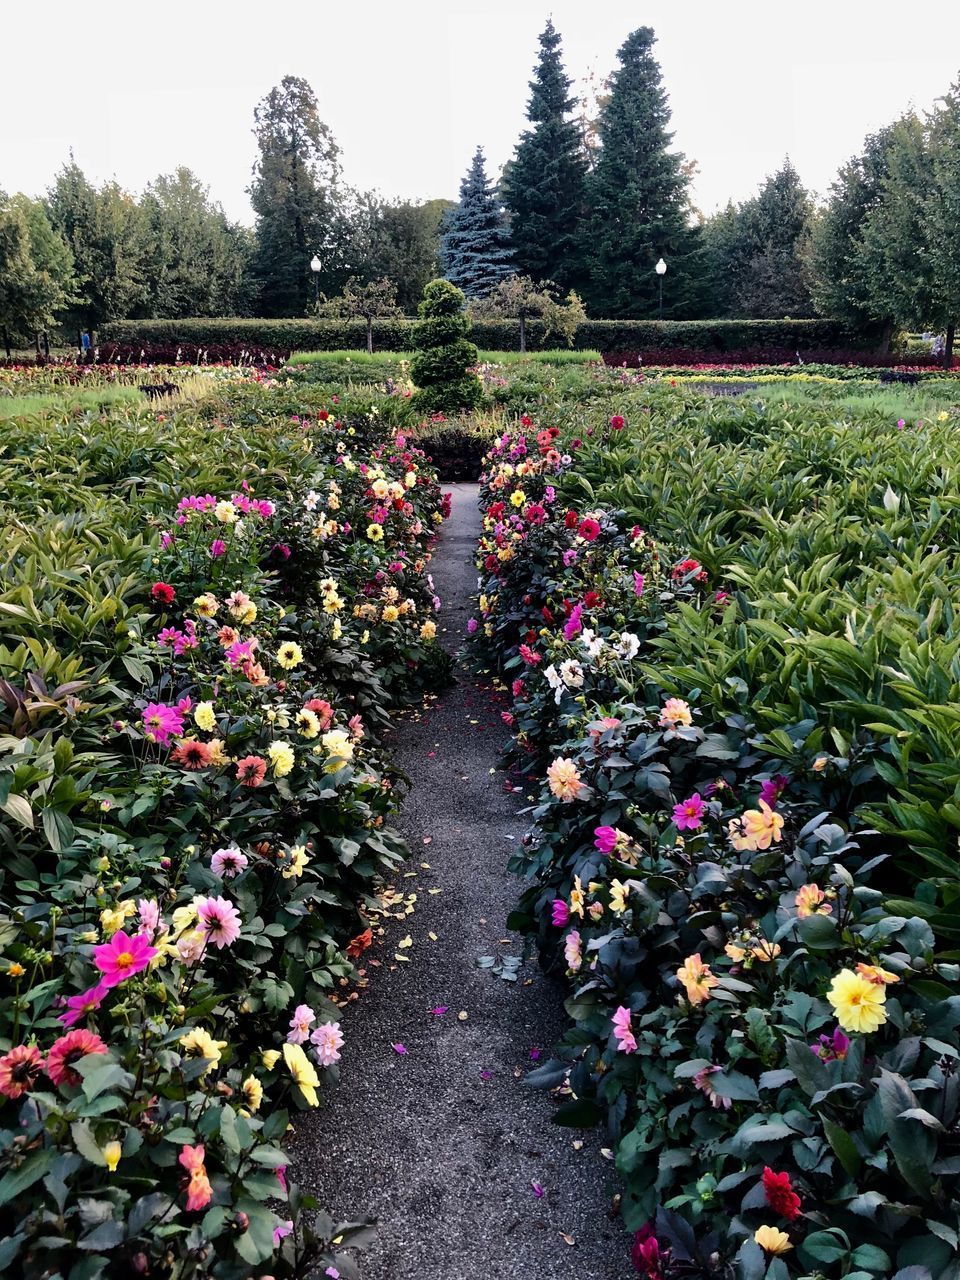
[310, 254, 322, 310]
[655, 257, 667, 321]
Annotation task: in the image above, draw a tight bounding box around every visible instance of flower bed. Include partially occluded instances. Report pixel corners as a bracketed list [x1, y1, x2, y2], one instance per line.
[469, 404, 960, 1277]
[0, 386, 448, 1276]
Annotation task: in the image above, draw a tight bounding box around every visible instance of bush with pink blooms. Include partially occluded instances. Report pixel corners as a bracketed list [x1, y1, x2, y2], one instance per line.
[0, 381, 448, 1276]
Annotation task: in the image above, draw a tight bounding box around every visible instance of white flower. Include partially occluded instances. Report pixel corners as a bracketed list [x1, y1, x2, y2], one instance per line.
[544, 664, 562, 691]
[304, 489, 321, 511]
[581, 628, 606, 659]
[559, 659, 585, 688]
[616, 632, 641, 659]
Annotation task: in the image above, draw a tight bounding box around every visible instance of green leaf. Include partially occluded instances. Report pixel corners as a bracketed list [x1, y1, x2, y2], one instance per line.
[822, 1117, 861, 1176]
[0, 1149, 57, 1206]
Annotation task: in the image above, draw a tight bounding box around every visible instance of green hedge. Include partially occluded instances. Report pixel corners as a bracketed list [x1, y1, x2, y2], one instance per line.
[98, 316, 884, 356]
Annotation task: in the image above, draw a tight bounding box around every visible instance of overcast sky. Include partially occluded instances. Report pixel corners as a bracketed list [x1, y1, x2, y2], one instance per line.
[3, 1, 959, 224]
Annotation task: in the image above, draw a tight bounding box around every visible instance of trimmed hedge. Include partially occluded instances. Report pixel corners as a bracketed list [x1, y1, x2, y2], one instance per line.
[98, 316, 886, 357]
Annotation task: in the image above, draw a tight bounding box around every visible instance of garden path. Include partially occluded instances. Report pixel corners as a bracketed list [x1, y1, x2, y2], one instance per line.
[295, 484, 625, 1279]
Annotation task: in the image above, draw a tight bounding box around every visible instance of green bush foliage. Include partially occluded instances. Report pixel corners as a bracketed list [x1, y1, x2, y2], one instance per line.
[409, 279, 482, 415]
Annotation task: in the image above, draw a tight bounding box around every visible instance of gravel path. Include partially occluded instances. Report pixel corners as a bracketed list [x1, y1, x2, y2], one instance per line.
[294, 483, 627, 1280]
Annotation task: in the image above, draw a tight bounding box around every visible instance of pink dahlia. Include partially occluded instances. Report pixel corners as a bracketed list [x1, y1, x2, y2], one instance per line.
[46, 1028, 108, 1088]
[0, 1044, 44, 1098]
[195, 896, 242, 949]
[141, 702, 184, 746]
[311, 1021, 345, 1066]
[612, 1005, 637, 1054]
[93, 931, 158, 987]
[672, 793, 705, 832]
[287, 1003, 316, 1044]
[58, 981, 110, 1027]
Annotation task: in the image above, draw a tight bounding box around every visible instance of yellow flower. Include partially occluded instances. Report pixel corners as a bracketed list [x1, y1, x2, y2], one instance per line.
[796, 884, 832, 918]
[281, 844, 310, 880]
[738, 801, 784, 851]
[296, 708, 321, 739]
[171, 903, 198, 936]
[332, 618, 343, 640]
[206, 739, 229, 767]
[366, 524, 384, 543]
[546, 757, 583, 802]
[361, 629, 370, 644]
[267, 741, 295, 778]
[420, 620, 437, 641]
[826, 968, 888, 1034]
[937, 411, 949, 422]
[179, 1027, 228, 1074]
[658, 698, 692, 728]
[276, 642, 303, 670]
[321, 729, 354, 772]
[676, 953, 719, 1006]
[6, 962, 25, 978]
[754, 1225, 791, 1255]
[99, 901, 136, 936]
[510, 489, 525, 508]
[283, 1042, 320, 1107]
[569, 875, 585, 918]
[262, 1049, 281, 1070]
[193, 593, 218, 618]
[194, 701, 216, 732]
[725, 942, 746, 962]
[240, 1075, 263, 1114]
[322, 593, 344, 614]
[382, 605, 399, 623]
[812, 755, 828, 772]
[856, 962, 899, 986]
[404, 470, 416, 488]
[102, 1140, 122, 1172]
[609, 880, 630, 914]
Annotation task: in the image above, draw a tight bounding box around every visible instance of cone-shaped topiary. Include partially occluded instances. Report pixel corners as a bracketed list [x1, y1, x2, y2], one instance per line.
[410, 278, 483, 415]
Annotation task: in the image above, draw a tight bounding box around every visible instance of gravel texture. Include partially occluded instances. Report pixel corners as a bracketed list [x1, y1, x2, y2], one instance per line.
[293, 484, 627, 1279]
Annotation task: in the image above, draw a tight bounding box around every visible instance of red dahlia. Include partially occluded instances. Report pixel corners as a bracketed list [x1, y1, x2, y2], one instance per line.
[762, 1166, 802, 1220]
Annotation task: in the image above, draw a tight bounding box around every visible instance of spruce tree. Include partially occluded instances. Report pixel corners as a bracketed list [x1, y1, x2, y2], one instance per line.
[503, 19, 587, 291]
[581, 28, 700, 318]
[439, 148, 513, 298]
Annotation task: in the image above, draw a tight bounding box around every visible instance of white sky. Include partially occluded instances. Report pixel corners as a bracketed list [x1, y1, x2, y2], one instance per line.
[3, 0, 958, 223]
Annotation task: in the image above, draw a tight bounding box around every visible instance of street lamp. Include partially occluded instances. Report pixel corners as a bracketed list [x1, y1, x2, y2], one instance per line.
[310, 254, 322, 309]
[655, 257, 667, 321]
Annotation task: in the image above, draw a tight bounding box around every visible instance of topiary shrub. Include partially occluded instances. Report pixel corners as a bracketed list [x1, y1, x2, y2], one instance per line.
[410, 279, 483, 415]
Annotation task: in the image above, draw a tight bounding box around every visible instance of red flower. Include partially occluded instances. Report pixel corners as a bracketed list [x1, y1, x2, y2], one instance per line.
[518, 644, 541, 667]
[762, 1166, 802, 1220]
[521, 414, 533, 427]
[46, 1028, 108, 1088]
[578, 517, 601, 542]
[564, 510, 579, 529]
[151, 582, 175, 605]
[631, 1225, 664, 1277]
[583, 590, 601, 608]
[610, 414, 625, 430]
[171, 739, 214, 770]
[346, 927, 373, 959]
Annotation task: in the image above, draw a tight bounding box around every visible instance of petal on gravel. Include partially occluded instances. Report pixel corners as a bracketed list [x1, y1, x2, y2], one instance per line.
[391, 1043, 407, 1055]
[531, 1180, 544, 1199]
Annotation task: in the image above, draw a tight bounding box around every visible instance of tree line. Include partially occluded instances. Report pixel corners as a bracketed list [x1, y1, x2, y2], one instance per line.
[1, 24, 958, 356]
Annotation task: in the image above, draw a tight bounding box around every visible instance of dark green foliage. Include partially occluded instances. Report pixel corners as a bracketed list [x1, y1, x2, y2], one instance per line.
[410, 278, 482, 413]
[349, 195, 451, 311]
[502, 20, 587, 292]
[100, 315, 876, 356]
[701, 160, 814, 318]
[0, 193, 74, 344]
[439, 149, 513, 298]
[580, 28, 702, 318]
[248, 75, 345, 317]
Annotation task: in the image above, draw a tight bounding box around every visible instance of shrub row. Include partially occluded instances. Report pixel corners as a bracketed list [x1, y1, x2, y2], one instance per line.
[0, 384, 450, 1276]
[467, 393, 960, 1277]
[97, 316, 883, 358]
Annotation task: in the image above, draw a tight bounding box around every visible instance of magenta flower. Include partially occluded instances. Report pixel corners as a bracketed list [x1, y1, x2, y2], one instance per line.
[759, 774, 789, 807]
[551, 899, 570, 927]
[563, 604, 583, 640]
[612, 1005, 637, 1054]
[672, 793, 705, 831]
[810, 1026, 850, 1062]
[195, 895, 242, 948]
[142, 702, 185, 745]
[633, 571, 645, 598]
[224, 639, 256, 668]
[58, 980, 110, 1026]
[93, 931, 158, 987]
[466, 618, 478, 635]
[210, 539, 227, 558]
[594, 826, 618, 854]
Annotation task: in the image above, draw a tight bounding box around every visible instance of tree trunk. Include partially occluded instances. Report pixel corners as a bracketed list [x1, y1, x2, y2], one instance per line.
[366, 315, 373, 355]
[43, 331, 50, 359]
[519, 312, 527, 354]
[1, 326, 10, 359]
[944, 322, 956, 371]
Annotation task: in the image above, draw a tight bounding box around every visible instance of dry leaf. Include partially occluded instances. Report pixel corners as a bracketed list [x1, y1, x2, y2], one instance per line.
[398, 935, 413, 949]
[559, 1233, 575, 1246]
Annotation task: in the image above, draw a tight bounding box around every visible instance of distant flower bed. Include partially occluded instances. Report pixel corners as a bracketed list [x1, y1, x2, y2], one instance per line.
[602, 347, 960, 371]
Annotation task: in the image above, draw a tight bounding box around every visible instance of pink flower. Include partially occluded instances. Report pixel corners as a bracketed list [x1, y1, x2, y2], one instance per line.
[519, 644, 541, 666]
[610, 415, 625, 430]
[562, 549, 578, 567]
[563, 604, 583, 640]
[211, 846, 249, 878]
[141, 702, 184, 745]
[210, 539, 227, 558]
[46, 1028, 108, 1087]
[759, 774, 789, 807]
[224, 639, 257, 668]
[551, 899, 570, 927]
[612, 1005, 637, 1054]
[0, 1044, 45, 1098]
[633, 571, 645, 597]
[693, 1064, 731, 1110]
[672, 793, 705, 831]
[466, 618, 478, 635]
[311, 1021, 345, 1066]
[594, 826, 618, 854]
[274, 1221, 294, 1244]
[58, 981, 110, 1026]
[138, 899, 161, 938]
[563, 930, 582, 972]
[578, 517, 601, 542]
[93, 931, 157, 987]
[287, 1004, 316, 1044]
[195, 896, 242, 949]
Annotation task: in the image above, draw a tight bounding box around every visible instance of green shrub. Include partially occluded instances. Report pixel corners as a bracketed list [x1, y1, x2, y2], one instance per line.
[409, 280, 482, 415]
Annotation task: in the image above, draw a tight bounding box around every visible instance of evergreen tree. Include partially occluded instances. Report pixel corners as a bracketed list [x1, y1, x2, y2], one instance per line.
[439, 148, 513, 298]
[806, 125, 899, 338]
[921, 79, 960, 365]
[502, 19, 587, 291]
[248, 76, 344, 317]
[581, 28, 700, 318]
[0, 193, 74, 350]
[733, 160, 813, 317]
